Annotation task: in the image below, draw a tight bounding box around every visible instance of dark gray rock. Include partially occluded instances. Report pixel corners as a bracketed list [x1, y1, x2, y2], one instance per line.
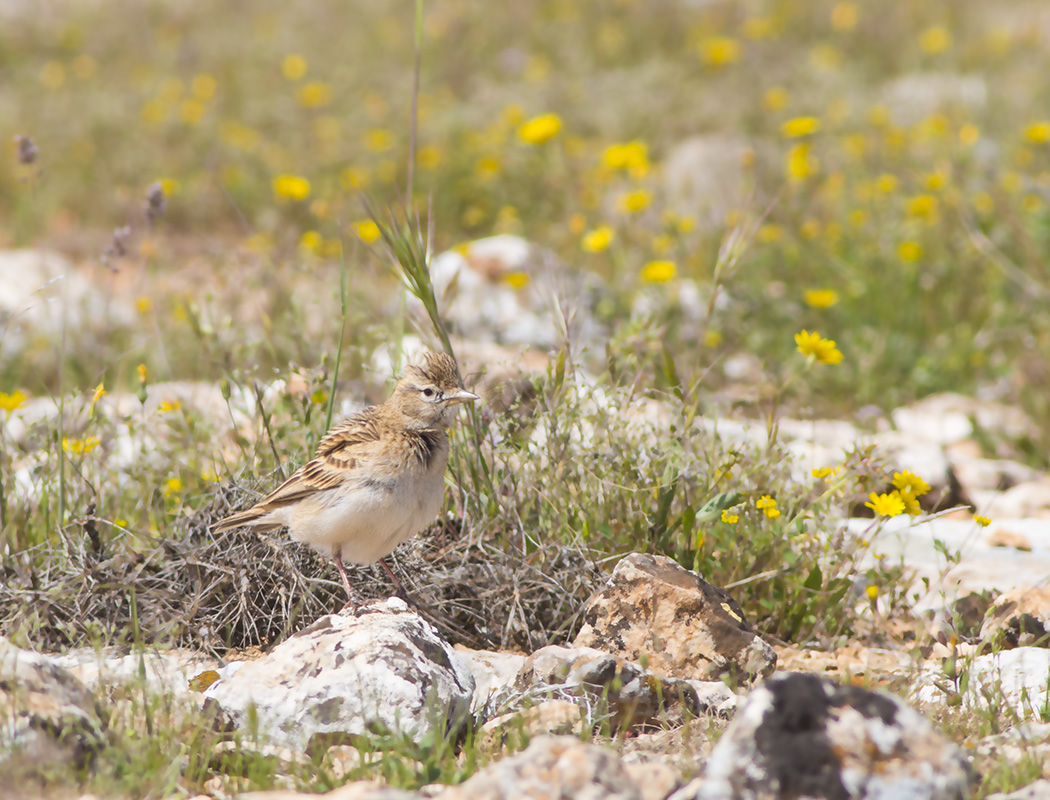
[672, 671, 971, 800]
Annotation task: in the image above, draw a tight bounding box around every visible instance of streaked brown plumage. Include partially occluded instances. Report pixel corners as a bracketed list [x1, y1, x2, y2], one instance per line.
[214, 351, 477, 606]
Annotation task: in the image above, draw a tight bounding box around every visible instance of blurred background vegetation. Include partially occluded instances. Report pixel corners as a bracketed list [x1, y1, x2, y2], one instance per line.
[3, 0, 1049, 427]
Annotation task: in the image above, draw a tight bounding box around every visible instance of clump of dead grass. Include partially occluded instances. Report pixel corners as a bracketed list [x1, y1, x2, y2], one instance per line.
[0, 480, 602, 654]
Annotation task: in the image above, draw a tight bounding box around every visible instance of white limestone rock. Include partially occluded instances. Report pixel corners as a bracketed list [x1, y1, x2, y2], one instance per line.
[203, 599, 475, 752]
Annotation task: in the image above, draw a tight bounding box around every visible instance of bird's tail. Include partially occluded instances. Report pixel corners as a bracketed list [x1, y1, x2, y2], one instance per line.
[212, 506, 282, 534]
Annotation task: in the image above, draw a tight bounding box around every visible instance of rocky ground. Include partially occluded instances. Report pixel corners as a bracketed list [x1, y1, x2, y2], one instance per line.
[3, 241, 1050, 799]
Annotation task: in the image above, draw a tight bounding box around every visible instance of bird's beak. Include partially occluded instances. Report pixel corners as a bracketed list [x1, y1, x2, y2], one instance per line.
[447, 389, 480, 405]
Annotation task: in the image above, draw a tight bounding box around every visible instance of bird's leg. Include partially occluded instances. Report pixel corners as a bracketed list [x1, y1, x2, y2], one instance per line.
[332, 546, 362, 611]
[378, 557, 421, 611]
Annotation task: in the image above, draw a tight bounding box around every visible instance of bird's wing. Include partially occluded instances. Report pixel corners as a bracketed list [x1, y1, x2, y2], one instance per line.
[214, 408, 384, 530]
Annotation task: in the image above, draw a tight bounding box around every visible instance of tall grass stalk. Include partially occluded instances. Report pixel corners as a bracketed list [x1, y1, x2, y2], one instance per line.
[324, 245, 350, 435]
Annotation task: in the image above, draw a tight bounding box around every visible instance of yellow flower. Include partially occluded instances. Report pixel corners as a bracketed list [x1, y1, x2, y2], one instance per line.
[505, 271, 530, 289]
[898, 241, 923, 261]
[866, 491, 905, 516]
[475, 156, 501, 178]
[795, 330, 843, 364]
[366, 128, 394, 152]
[641, 260, 676, 283]
[90, 383, 105, 407]
[165, 477, 183, 496]
[221, 121, 260, 152]
[518, 113, 562, 144]
[898, 488, 923, 516]
[704, 330, 723, 348]
[974, 515, 991, 527]
[158, 400, 181, 413]
[865, 584, 878, 601]
[875, 174, 898, 193]
[192, 73, 216, 100]
[757, 224, 782, 243]
[0, 391, 28, 414]
[137, 363, 148, 383]
[700, 36, 740, 68]
[298, 82, 332, 109]
[959, 124, 979, 145]
[756, 495, 780, 519]
[787, 143, 817, 180]
[352, 220, 382, 243]
[282, 54, 307, 80]
[180, 99, 205, 125]
[804, 289, 839, 309]
[582, 226, 614, 253]
[781, 117, 821, 137]
[919, 26, 951, 54]
[310, 390, 328, 406]
[62, 436, 100, 456]
[136, 296, 153, 314]
[299, 230, 323, 253]
[831, 2, 859, 32]
[764, 87, 789, 111]
[603, 141, 649, 171]
[892, 470, 930, 497]
[720, 510, 739, 524]
[812, 466, 840, 479]
[417, 145, 443, 170]
[972, 193, 994, 214]
[908, 195, 938, 221]
[618, 189, 652, 214]
[1026, 122, 1050, 144]
[273, 174, 311, 200]
[342, 167, 369, 189]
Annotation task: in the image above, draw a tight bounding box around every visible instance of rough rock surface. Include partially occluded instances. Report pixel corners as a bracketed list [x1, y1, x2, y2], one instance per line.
[432, 735, 642, 800]
[203, 599, 474, 751]
[514, 644, 702, 730]
[676, 671, 971, 800]
[980, 582, 1050, 647]
[0, 636, 107, 769]
[915, 647, 1050, 717]
[573, 553, 776, 682]
[478, 700, 583, 753]
[51, 646, 219, 695]
[977, 721, 1050, 767]
[986, 780, 1050, 800]
[452, 646, 528, 715]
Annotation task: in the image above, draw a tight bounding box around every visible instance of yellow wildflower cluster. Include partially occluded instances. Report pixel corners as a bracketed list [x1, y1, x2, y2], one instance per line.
[603, 141, 649, 175]
[582, 226, 614, 253]
[273, 174, 311, 200]
[864, 470, 931, 517]
[641, 260, 676, 283]
[518, 113, 562, 145]
[0, 391, 28, 414]
[795, 330, 843, 364]
[804, 289, 838, 309]
[756, 495, 780, 519]
[63, 436, 100, 455]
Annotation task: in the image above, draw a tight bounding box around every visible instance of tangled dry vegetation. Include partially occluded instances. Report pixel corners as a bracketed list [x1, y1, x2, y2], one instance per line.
[0, 479, 603, 654]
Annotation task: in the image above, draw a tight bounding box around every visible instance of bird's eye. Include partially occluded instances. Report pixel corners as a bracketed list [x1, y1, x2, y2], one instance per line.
[422, 387, 434, 397]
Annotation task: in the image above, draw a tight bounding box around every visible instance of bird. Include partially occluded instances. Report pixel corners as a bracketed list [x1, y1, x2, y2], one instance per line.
[214, 351, 478, 608]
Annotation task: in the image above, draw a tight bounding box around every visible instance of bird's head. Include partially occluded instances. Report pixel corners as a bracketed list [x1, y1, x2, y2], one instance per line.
[393, 351, 478, 428]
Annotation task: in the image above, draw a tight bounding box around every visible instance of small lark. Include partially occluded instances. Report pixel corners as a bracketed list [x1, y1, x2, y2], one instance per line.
[215, 351, 478, 607]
